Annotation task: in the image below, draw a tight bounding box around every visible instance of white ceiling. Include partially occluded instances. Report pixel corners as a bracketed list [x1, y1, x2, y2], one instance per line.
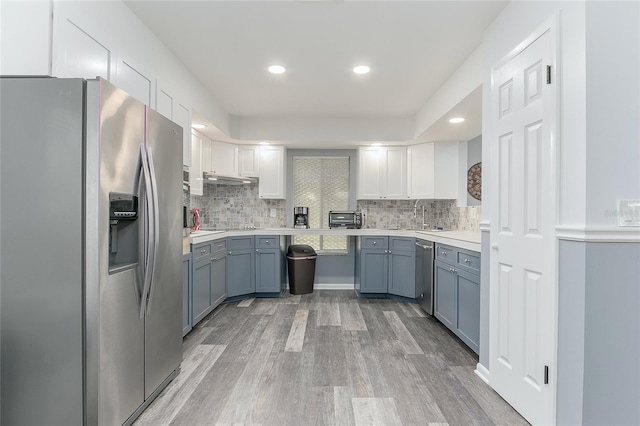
[125, 1, 506, 143]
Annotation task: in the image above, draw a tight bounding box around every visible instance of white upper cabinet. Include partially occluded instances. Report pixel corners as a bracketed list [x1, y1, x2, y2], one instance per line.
[357, 147, 407, 200]
[407, 143, 435, 199]
[174, 103, 191, 167]
[201, 137, 212, 173]
[259, 146, 286, 199]
[190, 131, 203, 196]
[52, 5, 115, 81]
[407, 141, 458, 199]
[210, 141, 239, 176]
[117, 60, 152, 106]
[238, 145, 260, 177]
[155, 82, 173, 120]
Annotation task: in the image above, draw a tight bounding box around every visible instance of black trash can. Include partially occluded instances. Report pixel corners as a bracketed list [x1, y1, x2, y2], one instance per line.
[287, 245, 317, 295]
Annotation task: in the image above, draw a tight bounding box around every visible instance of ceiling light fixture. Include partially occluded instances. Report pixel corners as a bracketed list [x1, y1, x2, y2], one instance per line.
[449, 117, 465, 124]
[268, 65, 286, 74]
[371, 142, 382, 147]
[259, 141, 271, 145]
[353, 65, 371, 75]
[192, 123, 206, 129]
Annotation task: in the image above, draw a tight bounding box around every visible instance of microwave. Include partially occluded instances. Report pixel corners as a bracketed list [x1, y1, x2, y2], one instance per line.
[328, 211, 363, 229]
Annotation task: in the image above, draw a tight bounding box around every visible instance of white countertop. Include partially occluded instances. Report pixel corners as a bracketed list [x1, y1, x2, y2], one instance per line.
[190, 228, 481, 252]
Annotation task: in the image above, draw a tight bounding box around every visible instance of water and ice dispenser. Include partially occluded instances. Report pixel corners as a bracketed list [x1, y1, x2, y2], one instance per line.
[109, 193, 139, 272]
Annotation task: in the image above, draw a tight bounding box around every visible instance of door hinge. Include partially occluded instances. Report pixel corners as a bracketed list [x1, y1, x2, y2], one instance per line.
[546, 65, 551, 84]
[544, 365, 549, 384]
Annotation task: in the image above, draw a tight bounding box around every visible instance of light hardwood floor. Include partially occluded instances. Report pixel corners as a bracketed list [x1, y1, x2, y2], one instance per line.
[135, 290, 528, 426]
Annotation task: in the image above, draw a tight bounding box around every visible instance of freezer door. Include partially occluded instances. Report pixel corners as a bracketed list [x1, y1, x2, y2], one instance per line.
[0, 77, 85, 426]
[143, 107, 183, 398]
[94, 79, 146, 426]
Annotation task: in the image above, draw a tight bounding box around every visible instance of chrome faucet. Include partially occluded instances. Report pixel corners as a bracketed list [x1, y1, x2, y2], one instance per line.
[413, 199, 422, 219]
[413, 199, 429, 230]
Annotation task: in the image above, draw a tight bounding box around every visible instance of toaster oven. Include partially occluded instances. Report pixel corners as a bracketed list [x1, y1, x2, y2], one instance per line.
[328, 211, 363, 229]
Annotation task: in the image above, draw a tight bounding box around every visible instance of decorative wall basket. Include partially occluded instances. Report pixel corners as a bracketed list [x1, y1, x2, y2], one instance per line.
[467, 162, 482, 201]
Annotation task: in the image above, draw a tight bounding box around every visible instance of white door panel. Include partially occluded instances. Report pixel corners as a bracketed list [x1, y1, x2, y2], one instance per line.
[490, 28, 556, 426]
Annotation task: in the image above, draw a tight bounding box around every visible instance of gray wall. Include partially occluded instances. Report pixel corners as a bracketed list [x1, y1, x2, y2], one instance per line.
[582, 242, 640, 425]
[557, 241, 640, 426]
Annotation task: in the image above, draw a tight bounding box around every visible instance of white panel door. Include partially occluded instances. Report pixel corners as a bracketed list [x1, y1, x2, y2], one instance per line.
[489, 29, 556, 425]
[117, 60, 151, 106]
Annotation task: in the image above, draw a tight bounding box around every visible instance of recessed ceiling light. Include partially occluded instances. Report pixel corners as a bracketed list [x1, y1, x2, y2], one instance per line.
[207, 177, 217, 181]
[353, 65, 371, 75]
[371, 142, 382, 147]
[192, 123, 206, 129]
[259, 141, 271, 145]
[268, 65, 286, 74]
[449, 117, 465, 124]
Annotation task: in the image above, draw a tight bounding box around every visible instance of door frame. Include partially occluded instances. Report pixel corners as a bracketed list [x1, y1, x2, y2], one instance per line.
[488, 13, 560, 423]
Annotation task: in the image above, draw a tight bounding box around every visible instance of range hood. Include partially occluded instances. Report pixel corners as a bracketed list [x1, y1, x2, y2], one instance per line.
[203, 171, 256, 185]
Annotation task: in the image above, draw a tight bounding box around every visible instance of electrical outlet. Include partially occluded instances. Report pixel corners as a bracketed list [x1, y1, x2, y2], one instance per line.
[270, 208, 276, 218]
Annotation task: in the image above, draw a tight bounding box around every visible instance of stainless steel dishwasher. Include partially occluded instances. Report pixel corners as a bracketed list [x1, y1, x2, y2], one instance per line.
[415, 239, 434, 315]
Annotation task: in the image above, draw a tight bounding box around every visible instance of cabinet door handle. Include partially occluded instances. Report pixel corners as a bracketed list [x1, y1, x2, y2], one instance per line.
[200, 249, 206, 254]
[256, 249, 259, 253]
[388, 251, 391, 254]
[372, 241, 377, 245]
[265, 240, 270, 245]
[210, 257, 214, 262]
[228, 251, 232, 255]
[464, 258, 470, 263]
[441, 251, 447, 256]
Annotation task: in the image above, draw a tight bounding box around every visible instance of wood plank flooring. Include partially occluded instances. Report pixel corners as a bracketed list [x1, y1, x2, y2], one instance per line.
[135, 290, 528, 426]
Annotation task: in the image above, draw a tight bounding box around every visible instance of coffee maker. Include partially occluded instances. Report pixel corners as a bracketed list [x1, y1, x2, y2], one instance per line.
[293, 207, 309, 229]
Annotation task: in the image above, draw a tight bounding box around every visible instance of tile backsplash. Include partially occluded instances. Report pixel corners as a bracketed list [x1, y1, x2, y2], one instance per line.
[190, 183, 286, 230]
[357, 199, 481, 231]
[185, 184, 480, 232]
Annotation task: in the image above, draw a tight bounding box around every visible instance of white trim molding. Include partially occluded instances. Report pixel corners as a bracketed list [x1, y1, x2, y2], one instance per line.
[479, 221, 491, 232]
[556, 225, 640, 242]
[475, 363, 490, 384]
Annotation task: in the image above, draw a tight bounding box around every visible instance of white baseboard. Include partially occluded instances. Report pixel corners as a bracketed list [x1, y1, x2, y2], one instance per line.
[474, 363, 490, 384]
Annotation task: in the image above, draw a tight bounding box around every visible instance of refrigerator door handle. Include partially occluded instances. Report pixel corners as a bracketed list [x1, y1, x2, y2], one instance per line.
[144, 144, 160, 315]
[138, 144, 155, 319]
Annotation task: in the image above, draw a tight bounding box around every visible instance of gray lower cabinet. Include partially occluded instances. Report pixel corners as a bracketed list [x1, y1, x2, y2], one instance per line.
[357, 236, 416, 296]
[255, 236, 282, 293]
[360, 249, 388, 293]
[434, 243, 480, 354]
[191, 239, 228, 327]
[227, 236, 255, 297]
[182, 253, 192, 337]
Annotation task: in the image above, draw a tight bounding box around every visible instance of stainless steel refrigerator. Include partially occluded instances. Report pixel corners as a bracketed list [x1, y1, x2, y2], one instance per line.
[0, 77, 183, 425]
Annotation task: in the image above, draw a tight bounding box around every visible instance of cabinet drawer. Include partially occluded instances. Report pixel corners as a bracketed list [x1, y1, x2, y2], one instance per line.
[457, 250, 480, 274]
[228, 236, 254, 250]
[435, 244, 457, 264]
[361, 236, 388, 250]
[256, 236, 278, 249]
[389, 237, 414, 252]
[212, 239, 227, 252]
[192, 242, 212, 262]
